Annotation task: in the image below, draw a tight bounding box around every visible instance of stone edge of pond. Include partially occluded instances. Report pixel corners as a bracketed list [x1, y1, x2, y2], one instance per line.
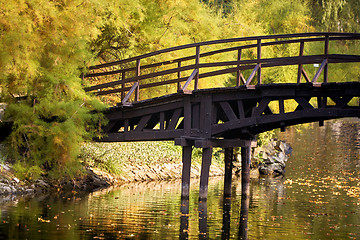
[0, 138, 291, 199]
[0, 160, 226, 198]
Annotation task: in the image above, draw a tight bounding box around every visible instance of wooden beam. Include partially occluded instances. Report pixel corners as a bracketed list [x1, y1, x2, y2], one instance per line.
[199, 147, 212, 200]
[135, 59, 141, 101]
[324, 35, 329, 83]
[312, 59, 328, 83]
[237, 49, 246, 86]
[257, 39, 262, 85]
[177, 61, 182, 91]
[121, 82, 138, 105]
[195, 46, 200, 90]
[181, 146, 192, 198]
[167, 108, 182, 130]
[297, 41, 305, 83]
[245, 64, 260, 87]
[181, 69, 198, 91]
[134, 115, 152, 132]
[219, 102, 238, 121]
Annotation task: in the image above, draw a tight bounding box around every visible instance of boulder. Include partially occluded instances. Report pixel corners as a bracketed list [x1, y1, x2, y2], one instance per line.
[253, 139, 292, 177]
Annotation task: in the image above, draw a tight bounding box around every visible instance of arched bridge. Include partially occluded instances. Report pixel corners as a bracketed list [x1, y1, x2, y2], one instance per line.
[85, 32, 360, 144]
[84, 33, 360, 199]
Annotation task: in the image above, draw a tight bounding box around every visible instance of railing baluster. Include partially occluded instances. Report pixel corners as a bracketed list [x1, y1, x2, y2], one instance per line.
[195, 46, 200, 90]
[135, 59, 140, 101]
[257, 39, 262, 85]
[177, 61, 182, 91]
[324, 35, 329, 83]
[236, 49, 245, 86]
[297, 41, 305, 83]
[121, 82, 139, 105]
[245, 64, 260, 87]
[121, 71, 125, 101]
[312, 59, 328, 83]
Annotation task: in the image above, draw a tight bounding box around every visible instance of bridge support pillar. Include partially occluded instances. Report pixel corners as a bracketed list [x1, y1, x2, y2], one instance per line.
[199, 147, 212, 200]
[181, 146, 192, 198]
[176, 138, 256, 201]
[241, 146, 251, 198]
[239, 145, 251, 239]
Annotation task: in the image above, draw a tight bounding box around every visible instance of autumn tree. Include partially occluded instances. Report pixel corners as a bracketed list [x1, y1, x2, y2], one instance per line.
[0, 0, 107, 178]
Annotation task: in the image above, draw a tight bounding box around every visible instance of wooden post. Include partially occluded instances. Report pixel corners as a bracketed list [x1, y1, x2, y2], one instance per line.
[184, 96, 191, 136]
[135, 59, 140, 101]
[177, 61, 182, 91]
[257, 39, 262, 85]
[241, 145, 251, 198]
[195, 46, 200, 90]
[236, 49, 243, 87]
[297, 41, 305, 84]
[181, 146, 192, 198]
[199, 147, 212, 200]
[324, 35, 329, 83]
[239, 145, 251, 239]
[121, 71, 126, 101]
[223, 147, 233, 197]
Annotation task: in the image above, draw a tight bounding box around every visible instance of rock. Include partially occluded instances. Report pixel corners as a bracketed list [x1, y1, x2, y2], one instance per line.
[12, 177, 20, 183]
[254, 139, 292, 177]
[1, 164, 11, 171]
[35, 179, 50, 189]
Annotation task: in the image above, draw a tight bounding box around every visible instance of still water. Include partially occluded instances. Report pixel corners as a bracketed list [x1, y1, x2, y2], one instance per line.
[0, 119, 359, 239]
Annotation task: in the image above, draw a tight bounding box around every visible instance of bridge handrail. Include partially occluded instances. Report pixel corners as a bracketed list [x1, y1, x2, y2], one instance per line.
[83, 32, 360, 105]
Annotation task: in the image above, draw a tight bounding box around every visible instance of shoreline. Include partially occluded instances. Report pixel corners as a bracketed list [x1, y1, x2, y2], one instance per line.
[0, 159, 227, 197]
[0, 138, 290, 198]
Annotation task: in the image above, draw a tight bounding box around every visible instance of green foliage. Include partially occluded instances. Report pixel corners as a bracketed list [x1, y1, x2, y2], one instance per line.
[257, 130, 277, 147]
[310, 0, 360, 32]
[0, 0, 107, 178]
[0, 144, 7, 163]
[13, 162, 44, 181]
[80, 141, 184, 175]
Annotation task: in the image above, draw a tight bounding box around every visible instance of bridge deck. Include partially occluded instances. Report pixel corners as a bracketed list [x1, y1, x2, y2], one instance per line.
[100, 82, 360, 143]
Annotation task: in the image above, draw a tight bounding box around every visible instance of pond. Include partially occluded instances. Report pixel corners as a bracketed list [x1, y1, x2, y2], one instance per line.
[0, 119, 359, 239]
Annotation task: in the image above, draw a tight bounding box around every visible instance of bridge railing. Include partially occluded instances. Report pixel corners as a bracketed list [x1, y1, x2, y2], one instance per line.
[83, 32, 360, 106]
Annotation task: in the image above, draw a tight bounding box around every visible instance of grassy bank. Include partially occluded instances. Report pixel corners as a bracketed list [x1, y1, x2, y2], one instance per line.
[79, 141, 225, 182]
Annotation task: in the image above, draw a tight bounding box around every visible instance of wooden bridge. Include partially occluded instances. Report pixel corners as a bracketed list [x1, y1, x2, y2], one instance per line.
[84, 32, 360, 200]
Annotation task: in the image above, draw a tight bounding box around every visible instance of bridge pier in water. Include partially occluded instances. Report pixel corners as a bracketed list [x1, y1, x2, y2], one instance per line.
[179, 141, 253, 239]
[177, 139, 256, 200]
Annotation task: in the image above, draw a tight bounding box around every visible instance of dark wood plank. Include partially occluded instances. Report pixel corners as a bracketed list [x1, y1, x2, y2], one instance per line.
[122, 82, 138, 104]
[246, 64, 260, 86]
[294, 97, 314, 109]
[252, 98, 271, 117]
[160, 111, 165, 130]
[335, 96, 353, 108]
[167, 108, 183, 130]
[181, 146, 192, 198]
[219, 101, 238, 121]
[297, 41, 305, 83]
[181, 69, 198, 91]
[257, 39, 262, 85]
[199, 147, 212, 200]
[134, 114, 152, 132]
[195, 46, 200, 90]
[312, 59, 328, 83]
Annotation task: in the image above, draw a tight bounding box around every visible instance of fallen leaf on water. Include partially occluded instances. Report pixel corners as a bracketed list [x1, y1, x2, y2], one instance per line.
[38, 217, 50, 223]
